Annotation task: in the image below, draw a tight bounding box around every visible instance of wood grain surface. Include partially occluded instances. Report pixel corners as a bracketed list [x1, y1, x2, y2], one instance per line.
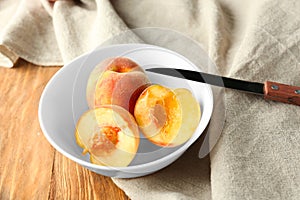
[0, 60, 129, 200]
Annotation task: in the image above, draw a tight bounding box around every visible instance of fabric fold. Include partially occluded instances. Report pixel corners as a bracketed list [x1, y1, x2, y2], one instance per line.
[210, 1, 300, 199]
[0, 0, 63, 67]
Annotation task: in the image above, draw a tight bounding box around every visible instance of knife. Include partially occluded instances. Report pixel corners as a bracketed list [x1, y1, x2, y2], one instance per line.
[146, 68, 300, 106]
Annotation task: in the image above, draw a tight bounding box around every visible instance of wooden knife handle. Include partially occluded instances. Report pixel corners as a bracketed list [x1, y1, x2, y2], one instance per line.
[264, 81, 300, 106]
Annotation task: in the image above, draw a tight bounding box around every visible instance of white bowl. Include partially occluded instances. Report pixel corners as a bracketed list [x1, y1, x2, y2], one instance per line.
[38, 44, 213, 178]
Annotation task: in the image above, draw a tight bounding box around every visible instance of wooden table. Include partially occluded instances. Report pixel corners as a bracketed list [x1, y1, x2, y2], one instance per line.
[0, 60, 129, 200]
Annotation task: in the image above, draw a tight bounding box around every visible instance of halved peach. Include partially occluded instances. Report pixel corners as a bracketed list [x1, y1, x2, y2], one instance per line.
[134, 85, 201, 147]
[75, 105, 140, 167]
[86, 57, 150, 114]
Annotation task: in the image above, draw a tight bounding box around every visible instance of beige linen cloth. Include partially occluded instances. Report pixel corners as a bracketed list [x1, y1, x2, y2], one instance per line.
[1, 0, 300, 199]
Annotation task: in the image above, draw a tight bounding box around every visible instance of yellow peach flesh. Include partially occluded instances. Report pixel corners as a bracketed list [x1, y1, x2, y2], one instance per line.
[134, 85, 182, 146]
[75, 105, 139, 167]
[134, 85, 201, 147]
[171, 88, 201, 146]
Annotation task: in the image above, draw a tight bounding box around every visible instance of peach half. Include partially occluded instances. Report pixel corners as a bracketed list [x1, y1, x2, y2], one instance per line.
[86, 57, 150, 114]
[75, 105, 140, 167]
[134, 85, 201, 147]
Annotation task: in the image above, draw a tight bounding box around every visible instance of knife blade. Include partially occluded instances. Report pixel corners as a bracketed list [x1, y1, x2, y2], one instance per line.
[146, 68, 300, 106]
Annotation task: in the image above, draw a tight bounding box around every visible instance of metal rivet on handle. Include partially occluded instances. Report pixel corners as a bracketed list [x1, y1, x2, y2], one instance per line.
[271, 85, 279, 90]
[295, 89, 300, 94]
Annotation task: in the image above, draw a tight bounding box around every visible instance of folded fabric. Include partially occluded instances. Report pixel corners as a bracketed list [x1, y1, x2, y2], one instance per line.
[1, 0, 299, 199]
